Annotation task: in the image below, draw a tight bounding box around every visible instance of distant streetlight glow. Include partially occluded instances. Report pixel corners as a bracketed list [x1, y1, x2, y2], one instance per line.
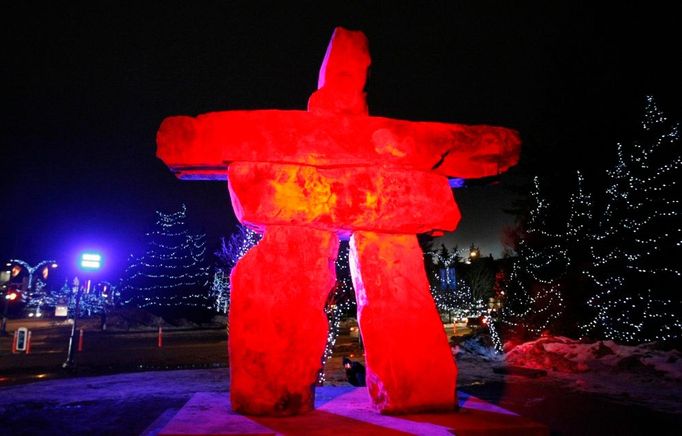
[80, 253, 102, 270]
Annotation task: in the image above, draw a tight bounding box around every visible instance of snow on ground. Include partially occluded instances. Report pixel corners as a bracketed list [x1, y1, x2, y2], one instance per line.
[0, 339, 679, 435]
[455, 335, 682, 414]
[506, 336, 682, 379]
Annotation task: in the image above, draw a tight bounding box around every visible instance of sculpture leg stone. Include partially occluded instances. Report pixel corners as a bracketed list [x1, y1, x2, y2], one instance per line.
[349, 231, 457, 414]
[229, 225, 339, 416]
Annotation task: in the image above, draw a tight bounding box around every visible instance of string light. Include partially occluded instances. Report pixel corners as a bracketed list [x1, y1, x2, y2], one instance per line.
[211, 225, 261, 320]
[499, 173, 570, 337]
[120, 205, 210, 312]
[501, 97, 680, 345]
[319, 240, 357, 384]
[581, 96, 681, 343]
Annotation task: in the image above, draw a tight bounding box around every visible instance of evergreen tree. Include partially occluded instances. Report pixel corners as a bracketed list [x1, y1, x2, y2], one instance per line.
[582, 96, 682, 343]
[331, 240, 357, 319]
[550, 170, 597, 336]
[499, 176, 565, 339]
[427, 244, 461, 321]
[462, 255, 496, 307]
[319, 240, 357, 383]
[120, 205, 210, 319]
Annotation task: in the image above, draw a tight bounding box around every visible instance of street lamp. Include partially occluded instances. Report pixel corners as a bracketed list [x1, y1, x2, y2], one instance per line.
[63, 252, 102, 369]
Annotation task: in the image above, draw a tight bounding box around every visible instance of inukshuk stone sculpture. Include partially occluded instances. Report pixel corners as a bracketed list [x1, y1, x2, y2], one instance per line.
[156, 27, 520, 416]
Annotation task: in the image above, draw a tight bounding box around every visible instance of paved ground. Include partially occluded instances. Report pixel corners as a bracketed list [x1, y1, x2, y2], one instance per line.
[1, 356, 681, 435]
[1, 319, 680, 435]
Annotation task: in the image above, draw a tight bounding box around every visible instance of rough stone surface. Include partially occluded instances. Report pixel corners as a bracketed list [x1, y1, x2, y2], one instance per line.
[349, 232, 457, 414]
[228, 162, 460, 234]
[308, 27, 370, 116]
[156, 28, 519, 181]
[229, 226, 339, 416]
[157, 110, 520, 180]
[156, 26, 520, 417]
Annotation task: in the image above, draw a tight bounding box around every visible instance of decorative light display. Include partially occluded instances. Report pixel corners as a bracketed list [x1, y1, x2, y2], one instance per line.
[7, 259, 59, 315]
[581, 96, 681, 343]
[502, 97, 680, 344]
[214, 225, 262, 273]
[426, 244, 461, 320]
[425, 244, 494, 327]
[8, 259, 58, 293]
[210, 269, 230, 314]
[499, 261, 564, 336]
[318, 240, 357, 383]
[499, 176, 566, 337]
[485, 312, 503, 352]
[211, 224, 262, 331]
[566, 171, 593, 239]
[120, 205, 210, 314]
[428, 244, 461, 290]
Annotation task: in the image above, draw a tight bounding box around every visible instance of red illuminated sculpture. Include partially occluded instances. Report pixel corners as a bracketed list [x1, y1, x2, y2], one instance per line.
[157, 28, 520, 416]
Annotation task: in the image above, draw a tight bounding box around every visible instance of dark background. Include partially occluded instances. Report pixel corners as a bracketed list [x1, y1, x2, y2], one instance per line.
[2, 1, 679, 280]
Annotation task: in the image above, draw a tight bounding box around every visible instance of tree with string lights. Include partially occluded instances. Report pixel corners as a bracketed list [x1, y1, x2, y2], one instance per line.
[212, 224, 262, 315]
[318, 240, 358, 383]
[120, 205, 210, 319]
[426, 244, 461, 321]
[582, 96, 682, 343]
[499, 176, 566, 339]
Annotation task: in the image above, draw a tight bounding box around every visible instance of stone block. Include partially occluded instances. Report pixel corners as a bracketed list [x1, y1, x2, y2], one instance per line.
[157, 111, 520, 180]
[229, 226, 339, 416]
[349, 232, 457, 414]
[228, 162, 460, 234]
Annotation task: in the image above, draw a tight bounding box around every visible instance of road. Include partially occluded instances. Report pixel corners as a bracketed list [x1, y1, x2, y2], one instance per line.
[0, 317, 363, 386]
[0, 318, 227, 384]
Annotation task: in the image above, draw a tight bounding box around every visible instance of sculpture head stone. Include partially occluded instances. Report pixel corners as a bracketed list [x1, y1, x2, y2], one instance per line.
[309, 27, 370, 116]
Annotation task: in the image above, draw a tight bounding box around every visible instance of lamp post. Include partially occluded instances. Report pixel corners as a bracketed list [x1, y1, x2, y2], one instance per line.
[63, 252, 102, 369]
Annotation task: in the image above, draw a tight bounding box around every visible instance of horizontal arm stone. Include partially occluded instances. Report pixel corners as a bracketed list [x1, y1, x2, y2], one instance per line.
[157, 110, 520, 180]
[227, 162, 461, 234]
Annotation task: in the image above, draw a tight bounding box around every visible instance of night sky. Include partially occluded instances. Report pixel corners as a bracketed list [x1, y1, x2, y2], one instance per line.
[2, 1, 680, 281]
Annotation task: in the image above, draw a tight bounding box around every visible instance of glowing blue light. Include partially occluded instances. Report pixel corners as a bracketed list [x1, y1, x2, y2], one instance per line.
[80, 253, 102, 270]
[448, 178, 465, 188]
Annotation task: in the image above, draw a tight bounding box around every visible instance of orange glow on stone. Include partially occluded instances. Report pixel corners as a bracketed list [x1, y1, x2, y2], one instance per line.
[227, 162, 460, 234]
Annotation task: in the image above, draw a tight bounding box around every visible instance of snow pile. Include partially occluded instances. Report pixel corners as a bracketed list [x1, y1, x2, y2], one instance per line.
[455, 335, 504, 361]
[505, 336, 682, 380]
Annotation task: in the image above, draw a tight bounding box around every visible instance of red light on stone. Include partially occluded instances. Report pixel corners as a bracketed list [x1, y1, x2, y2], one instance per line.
[156, 27, 521, 416]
